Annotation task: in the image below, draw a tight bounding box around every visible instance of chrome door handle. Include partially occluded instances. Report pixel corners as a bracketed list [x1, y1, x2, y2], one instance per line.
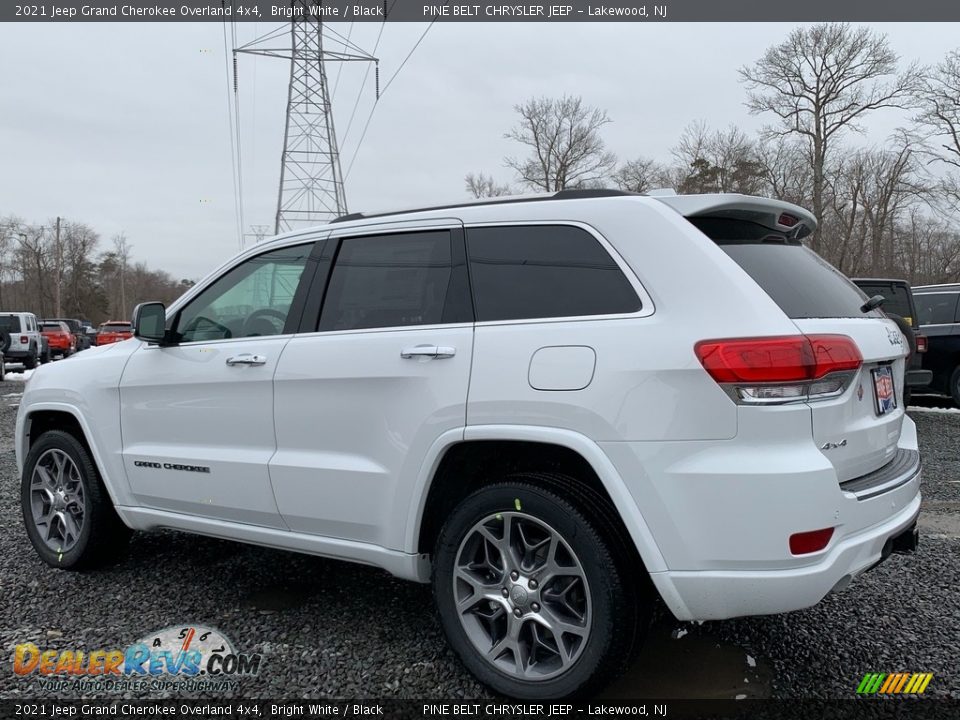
[400, 345, 456, 359]
[226, 353, 267, 366]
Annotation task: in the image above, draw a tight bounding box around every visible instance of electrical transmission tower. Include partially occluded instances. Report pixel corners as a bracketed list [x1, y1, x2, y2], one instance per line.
[236, 2, 378, 234]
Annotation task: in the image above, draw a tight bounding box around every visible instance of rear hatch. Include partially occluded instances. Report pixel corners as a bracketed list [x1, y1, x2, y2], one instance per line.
[658, 196, 907, 483]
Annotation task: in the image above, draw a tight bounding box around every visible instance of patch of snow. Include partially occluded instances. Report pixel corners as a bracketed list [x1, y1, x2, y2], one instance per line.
[671, 628, 688, 639]
[746, 654, 756, 668]
[735, 694, 747, 700]
[4, 369, 33, 382]
[909, 405, 959, 413]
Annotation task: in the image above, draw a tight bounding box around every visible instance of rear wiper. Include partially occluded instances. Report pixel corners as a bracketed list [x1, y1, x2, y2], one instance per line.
[860, 294, 886, 313]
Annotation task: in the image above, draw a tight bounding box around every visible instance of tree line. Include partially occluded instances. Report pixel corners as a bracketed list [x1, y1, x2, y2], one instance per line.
[0, 215, 193, 326]
[467, 24, 960, 285]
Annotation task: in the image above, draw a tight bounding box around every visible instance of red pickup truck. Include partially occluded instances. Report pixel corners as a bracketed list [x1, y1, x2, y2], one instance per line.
[96, 321, 133, 346]
[39, 321, 76, 359]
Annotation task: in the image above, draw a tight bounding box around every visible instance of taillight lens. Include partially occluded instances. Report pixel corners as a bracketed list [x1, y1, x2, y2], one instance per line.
[916, 334, 927, 353]
[20, 335, 27, 344]
[695, 335, 862, 405]
[789, 527, 834, 555]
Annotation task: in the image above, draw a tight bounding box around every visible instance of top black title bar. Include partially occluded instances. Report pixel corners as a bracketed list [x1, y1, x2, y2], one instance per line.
[6, 0, 960, 22]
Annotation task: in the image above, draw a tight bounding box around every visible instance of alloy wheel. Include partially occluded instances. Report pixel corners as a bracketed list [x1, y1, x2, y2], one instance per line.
[452, 511, 591, 681]
[29, 449, 85, 552]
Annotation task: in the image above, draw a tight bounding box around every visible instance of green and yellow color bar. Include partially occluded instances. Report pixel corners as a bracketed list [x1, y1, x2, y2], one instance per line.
[857, 672, 933, 695]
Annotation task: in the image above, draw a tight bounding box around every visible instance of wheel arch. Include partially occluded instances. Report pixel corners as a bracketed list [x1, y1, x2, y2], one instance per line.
[20, 404, 127, 510]
[407, 425, 666, 574]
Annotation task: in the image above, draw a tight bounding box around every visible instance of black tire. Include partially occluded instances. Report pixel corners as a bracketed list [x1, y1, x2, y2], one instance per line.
[903, 386, 912, 408]
[0, 357, 5, 381]
[21, 430, 131, 570]
[951, 366, 960, 409]
[433, 478, 646, 699]
[23, 348, 37, 370]
[40, 349, 51, 364]
[0, 332, 10, 355]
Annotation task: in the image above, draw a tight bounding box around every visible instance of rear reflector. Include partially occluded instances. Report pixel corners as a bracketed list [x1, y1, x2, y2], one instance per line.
[695, 335, 862, 384]
[916, 335, 927, 353]
[790, 527, 834, 555]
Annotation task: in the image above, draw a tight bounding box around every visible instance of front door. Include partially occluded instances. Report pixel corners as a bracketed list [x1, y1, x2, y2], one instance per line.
[271, 227, 474, 547]
[120, 242, 317, 528]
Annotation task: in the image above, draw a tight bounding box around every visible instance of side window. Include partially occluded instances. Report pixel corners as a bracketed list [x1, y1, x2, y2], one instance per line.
[916, 293, 960, 325]
[176, 244, 313, 343]
[466, 225, 641, 322]
[319, 231, 467, 331]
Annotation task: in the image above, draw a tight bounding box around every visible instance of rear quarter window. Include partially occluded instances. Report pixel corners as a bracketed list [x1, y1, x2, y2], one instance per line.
[690, 217, 879, 320]
[466, 225, 641, 322]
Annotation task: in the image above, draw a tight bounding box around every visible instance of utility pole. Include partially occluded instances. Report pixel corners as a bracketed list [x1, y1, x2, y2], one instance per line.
[54, 216, 62, 318]
[235, 1, 379, 234]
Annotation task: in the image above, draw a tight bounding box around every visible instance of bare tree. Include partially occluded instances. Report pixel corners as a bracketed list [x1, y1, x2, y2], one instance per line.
[670, 122, 765, 194]
[504, 96, 617, 191]
[611, 157, 665, 194]
[464, 172, 513, 198]
[740, 23, 922, 252]
[913, 49, 960, 213]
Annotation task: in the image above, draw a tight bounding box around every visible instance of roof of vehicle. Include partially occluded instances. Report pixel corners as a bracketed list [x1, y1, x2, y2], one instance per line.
[101, 321, 131, 326]
[262, 189, 817, 244]
[913, 283, 960, 293]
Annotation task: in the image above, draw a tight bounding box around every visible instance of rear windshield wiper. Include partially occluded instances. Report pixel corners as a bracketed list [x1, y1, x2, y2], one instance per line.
[860, 294, 886, 313]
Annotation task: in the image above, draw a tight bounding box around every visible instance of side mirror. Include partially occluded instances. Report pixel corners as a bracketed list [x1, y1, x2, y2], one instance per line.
[132, 302, 169, 344]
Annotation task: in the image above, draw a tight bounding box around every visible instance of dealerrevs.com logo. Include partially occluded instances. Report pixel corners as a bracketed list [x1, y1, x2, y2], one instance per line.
[13, 625, 261, 693]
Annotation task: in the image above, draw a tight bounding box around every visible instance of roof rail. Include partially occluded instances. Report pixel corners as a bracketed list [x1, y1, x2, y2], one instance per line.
[329, 188, 639, 224]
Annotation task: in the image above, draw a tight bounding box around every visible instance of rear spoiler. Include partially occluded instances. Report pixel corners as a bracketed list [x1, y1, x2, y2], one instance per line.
[651, 194, 817, 239]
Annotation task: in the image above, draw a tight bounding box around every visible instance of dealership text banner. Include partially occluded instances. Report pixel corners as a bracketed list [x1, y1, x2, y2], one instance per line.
[6, 0, 960, 22]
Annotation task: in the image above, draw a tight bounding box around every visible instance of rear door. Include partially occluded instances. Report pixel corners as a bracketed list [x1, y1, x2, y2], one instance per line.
[690, 216, 907, 482]
[270, 224, 474, 547]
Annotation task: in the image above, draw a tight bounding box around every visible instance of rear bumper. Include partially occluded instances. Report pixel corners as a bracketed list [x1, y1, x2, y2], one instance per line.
[4, 349, 34, 360]
[601, 411, 923, 622]
[905, 368, 933, 387]
[649, 493, 920, 621]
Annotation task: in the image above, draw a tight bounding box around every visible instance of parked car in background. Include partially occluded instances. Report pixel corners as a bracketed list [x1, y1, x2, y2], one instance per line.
[852, 278, 932, 406]
[46, 318, 90, 351]
[96, 321, 133, 345]
[39, 321, 77, 359]
[16, 190, 921, 699]
[913, 283, 960, 407]
[0, 312, 42, 370]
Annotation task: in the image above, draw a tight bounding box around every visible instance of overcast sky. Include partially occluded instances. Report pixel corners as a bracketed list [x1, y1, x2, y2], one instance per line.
[1, 22, 958, 280]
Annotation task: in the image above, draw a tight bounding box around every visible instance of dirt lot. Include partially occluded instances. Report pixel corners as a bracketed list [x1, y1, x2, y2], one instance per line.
[0, 375, 957, 699]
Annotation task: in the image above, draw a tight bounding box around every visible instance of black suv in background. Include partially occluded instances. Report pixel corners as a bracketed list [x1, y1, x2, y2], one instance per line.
[913, 284, 960, 407]
[852, 278, 932, 406]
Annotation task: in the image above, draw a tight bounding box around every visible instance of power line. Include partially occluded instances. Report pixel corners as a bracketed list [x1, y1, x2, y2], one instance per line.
[221, 17, 243, 249]
[230, 9, 246, 247]
[344, 11, 441, 180]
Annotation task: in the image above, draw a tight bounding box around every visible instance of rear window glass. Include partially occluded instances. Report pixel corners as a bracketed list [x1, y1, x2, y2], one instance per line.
[691, 217, 879, 320]
[916, 293, 959, 325]
[0, 317, 20, 332]
[41, 323, 62, 330]
[103, 323, 131, 330]
[853, 282, 914, 323]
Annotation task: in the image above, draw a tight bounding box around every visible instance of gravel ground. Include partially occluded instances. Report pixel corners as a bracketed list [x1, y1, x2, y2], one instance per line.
[0, 380, 957, 699]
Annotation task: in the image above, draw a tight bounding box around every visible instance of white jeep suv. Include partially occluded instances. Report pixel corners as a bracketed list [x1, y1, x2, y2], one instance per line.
[0, 311, 42, 371]
[17, 191, 921, 698]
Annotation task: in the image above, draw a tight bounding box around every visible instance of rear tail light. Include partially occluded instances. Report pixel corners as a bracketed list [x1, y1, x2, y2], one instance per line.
[695, 335, 862, 405]
[20, 335, 27, 344]
[789, 527, 834, 555]
[916, 334, 927, 353]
